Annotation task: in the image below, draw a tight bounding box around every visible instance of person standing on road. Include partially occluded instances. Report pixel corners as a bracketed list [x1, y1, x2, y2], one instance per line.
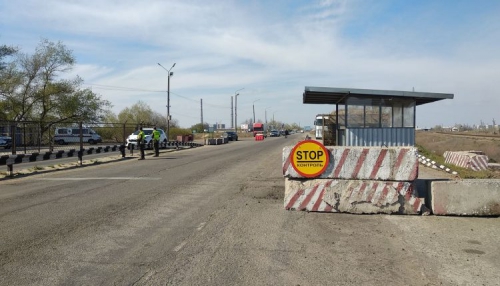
[152, 126, 160, 157]
[137, 127, 145, 160]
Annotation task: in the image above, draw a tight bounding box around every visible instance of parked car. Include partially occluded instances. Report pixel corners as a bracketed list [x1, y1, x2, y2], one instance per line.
[269, 130, 280, 137]
[222, 131, 238, 141]
[0, 136, 12, 149]
[126, 128, 167, 149]
[54, 127, 102, 145]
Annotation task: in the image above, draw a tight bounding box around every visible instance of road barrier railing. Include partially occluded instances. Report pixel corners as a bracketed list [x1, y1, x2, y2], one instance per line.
[1, 145, 127, 176]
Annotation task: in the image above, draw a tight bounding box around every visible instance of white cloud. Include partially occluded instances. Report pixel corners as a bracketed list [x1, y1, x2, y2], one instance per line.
[1, 0, 499, 127]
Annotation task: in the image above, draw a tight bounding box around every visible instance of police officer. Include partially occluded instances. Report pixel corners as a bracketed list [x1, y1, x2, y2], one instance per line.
[137, 127, 145, 160]
[152, 126, 161, 157]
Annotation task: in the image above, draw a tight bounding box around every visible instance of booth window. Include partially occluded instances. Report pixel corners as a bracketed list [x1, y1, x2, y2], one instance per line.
[345, 97, 415, 128]
[403, 101, 415, 127]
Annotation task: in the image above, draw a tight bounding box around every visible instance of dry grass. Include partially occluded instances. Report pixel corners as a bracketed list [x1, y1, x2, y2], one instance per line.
[416, 131, 500, 178]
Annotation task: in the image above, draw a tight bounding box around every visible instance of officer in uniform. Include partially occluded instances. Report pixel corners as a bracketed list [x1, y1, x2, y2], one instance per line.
[152, 126, 160, 157]
[137, 127, 145, 160]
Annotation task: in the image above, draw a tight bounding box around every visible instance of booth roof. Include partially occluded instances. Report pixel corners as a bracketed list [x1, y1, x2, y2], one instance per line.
[303, 86, 454, 106]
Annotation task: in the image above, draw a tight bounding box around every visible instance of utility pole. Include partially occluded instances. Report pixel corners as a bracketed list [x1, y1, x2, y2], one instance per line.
[201, 98, 203, 132]
[158, 62, 176, 141]
[234, 88, 244, 133]
[252, 99, 260, 124]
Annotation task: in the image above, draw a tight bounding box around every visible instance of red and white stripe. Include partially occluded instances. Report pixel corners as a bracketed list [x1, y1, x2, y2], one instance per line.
[285, 179, 422, 214]
[284, 181, 336, 212]
[283, 146, 418, 181]
[444, 151, 489, 171]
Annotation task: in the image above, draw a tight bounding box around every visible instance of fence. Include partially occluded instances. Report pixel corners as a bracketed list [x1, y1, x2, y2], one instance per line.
[0, 120, 140, 154]
[0, 120, 203, 175]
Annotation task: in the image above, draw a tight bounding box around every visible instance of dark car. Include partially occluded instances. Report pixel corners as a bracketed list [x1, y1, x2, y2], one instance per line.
[223, 131, 239, 141]
[0, 136, 12, 149]
[269, 130, 280, 137]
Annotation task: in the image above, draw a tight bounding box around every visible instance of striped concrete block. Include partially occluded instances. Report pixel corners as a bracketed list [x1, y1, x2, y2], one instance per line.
[443, 151, 489, 171]
[284, 178, 425, 214]
[283, 146, 418, 181]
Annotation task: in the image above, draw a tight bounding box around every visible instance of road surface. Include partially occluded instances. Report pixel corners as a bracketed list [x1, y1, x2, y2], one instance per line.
[1, 134, 499, 285]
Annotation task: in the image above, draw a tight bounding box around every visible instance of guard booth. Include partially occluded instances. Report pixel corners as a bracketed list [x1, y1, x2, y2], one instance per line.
[303, 87, 454, 146]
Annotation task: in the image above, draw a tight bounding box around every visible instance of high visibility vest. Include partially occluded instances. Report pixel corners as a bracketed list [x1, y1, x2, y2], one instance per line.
[152, 129, 161, 141]
[138, 130, 145, 142]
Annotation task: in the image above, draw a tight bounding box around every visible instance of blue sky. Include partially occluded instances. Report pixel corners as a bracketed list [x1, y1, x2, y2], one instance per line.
[1, 0, 499, 128]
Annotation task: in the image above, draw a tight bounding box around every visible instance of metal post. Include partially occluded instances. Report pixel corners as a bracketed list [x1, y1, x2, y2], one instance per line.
[253, 104, 255, 124]
[79, 122, 83, 166]
[252, 99, 260, 124]
[122, 123, 126, 158]
[234, 88, 244, 133]
[167, 72, 171, 142]
[11, 123, 16, 155]
[234, 94, 238, 133]
[158, 63, 176, 142]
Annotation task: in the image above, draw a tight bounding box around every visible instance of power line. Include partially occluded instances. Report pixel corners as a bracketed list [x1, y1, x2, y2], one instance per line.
[85, 83, 229, 109]
[84, 83, 163, 93]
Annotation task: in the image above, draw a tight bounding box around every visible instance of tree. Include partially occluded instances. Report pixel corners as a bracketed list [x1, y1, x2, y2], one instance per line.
[0, 44, 18, 120]
[0, 39, 111, 123]
[190, 122, 210, 133]
[0, 44, 17, 71]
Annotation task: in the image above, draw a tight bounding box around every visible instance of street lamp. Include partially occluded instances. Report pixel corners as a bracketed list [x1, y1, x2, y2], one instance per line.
[234, 88, 244, 133]
[252, 99, 260, 124]
[158, 62, 176, 141]
[264, 106, 271, 126]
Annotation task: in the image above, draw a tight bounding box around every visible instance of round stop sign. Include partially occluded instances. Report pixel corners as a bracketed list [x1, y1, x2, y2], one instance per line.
[290, 140, 330, 178]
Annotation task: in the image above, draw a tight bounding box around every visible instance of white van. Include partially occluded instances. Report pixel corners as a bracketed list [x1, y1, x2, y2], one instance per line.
[54, 127, 102, 145]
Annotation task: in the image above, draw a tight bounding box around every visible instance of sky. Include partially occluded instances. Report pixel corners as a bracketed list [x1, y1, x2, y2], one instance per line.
[1, 0, 499, 129]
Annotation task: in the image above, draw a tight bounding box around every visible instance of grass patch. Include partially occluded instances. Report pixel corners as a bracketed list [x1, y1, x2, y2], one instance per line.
[416, 144, 500, 179]
[416, 144, 446, 165]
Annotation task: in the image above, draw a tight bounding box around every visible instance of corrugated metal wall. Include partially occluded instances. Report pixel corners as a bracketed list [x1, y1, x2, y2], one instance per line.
[343, 128, 415, 146]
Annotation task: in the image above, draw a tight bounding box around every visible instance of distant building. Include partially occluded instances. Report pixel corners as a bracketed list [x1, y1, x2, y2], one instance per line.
[212, 123, 226, 130]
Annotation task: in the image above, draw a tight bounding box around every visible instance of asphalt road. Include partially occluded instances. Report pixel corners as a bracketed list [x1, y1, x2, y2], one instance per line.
[0, 134, 499, 285]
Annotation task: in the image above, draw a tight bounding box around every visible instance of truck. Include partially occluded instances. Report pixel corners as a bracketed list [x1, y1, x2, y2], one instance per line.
[252, 122, 267, 137]
[314, 114, 328, 139]
[314, 113, 337, 145]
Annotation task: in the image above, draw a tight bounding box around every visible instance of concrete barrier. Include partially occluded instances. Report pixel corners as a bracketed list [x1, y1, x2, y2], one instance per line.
[443, 151, 489, 171]
[283, 146, 418, 181]
[431, 180, 500, 216]
[284, 178, 426, 214]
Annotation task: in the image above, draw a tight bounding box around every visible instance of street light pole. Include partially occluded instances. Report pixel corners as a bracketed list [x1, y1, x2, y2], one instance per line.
[234, 88, 244, 133]
[158, 62, 176, 141]
[252, 99, 260, 124]
[264, 106, 271, 127]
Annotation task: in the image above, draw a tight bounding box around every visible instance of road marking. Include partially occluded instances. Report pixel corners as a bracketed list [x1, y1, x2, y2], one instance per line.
[197, 222, 207, 231]
[41, 177, 161, 181]
[173, 241, 187, 252]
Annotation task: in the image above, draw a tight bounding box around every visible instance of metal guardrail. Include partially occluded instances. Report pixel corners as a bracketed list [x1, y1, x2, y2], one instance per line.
[1, 145, 126, 174]
[1, 140, 205, 177]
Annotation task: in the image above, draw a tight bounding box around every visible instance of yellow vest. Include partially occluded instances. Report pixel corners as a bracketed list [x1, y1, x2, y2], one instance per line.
[152, 129, 161, 141]
[138, 130, 145, 142]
